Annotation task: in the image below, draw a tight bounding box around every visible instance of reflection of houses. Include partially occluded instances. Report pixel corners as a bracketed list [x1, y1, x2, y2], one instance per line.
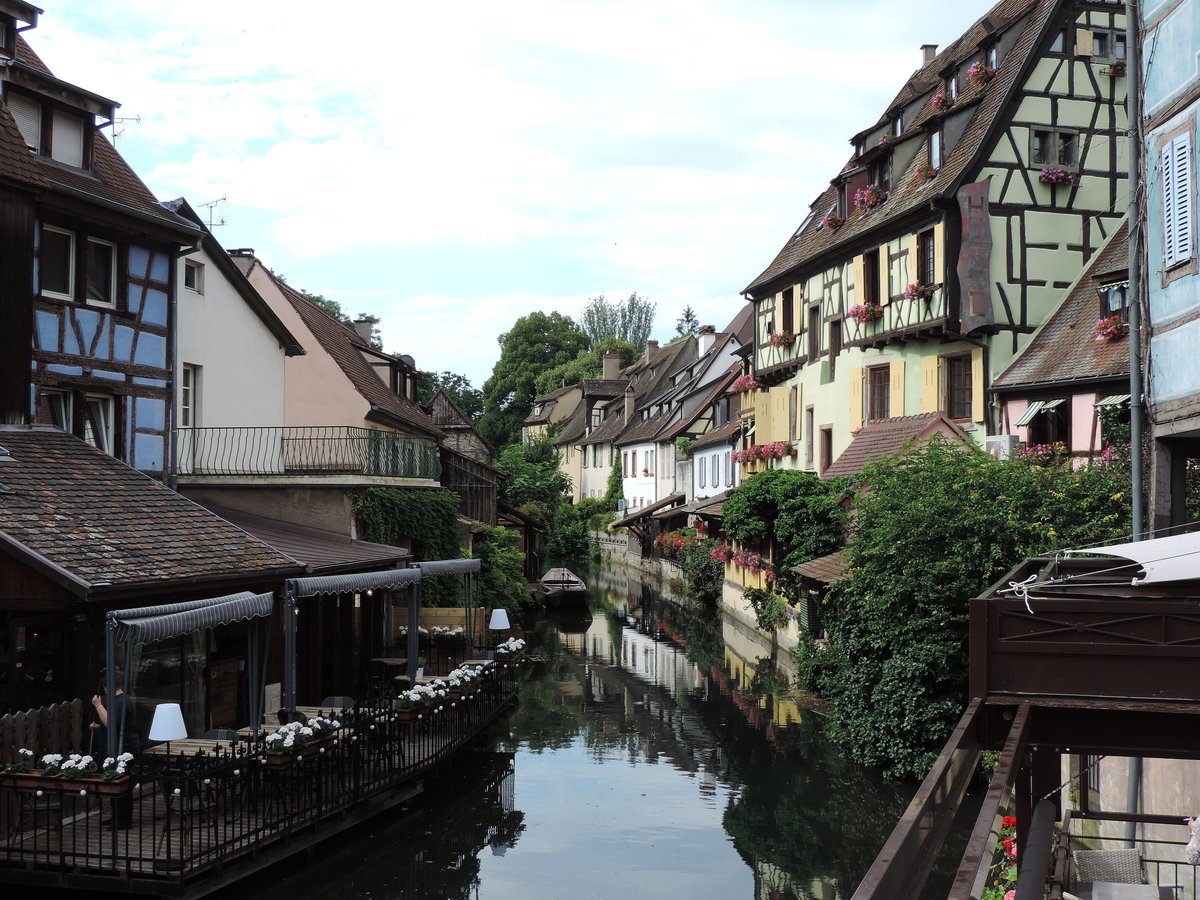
[992, 222, 1130, 463]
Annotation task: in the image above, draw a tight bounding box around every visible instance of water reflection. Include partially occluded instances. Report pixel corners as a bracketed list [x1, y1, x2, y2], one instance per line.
[245, 561, 970, 900]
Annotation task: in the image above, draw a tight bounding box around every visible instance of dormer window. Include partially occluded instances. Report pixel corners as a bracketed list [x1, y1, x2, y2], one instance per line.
[8, 91, 41, 152]
[868, 155, 890, 192]
[51, 111, 84, 167]
[5, 88, 91, 169]
[854, 140, 865, 158]
[894, 113, 903, 137]
[947, 70, 958, 100]
[1100, 281, 1129, 316]
[930, 128, 943, 168]
[988, 45, 999, 69]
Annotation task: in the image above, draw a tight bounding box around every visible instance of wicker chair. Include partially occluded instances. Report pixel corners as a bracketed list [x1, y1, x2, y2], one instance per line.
[1073, 848, 1146, 885]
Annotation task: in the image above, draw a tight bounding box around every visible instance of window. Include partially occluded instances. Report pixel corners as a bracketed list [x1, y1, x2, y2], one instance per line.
[1101, 282, 1129, 316]
[947, 70, 958, 101]
[86, 238, 116, 306]
[714, 397, 729, 427]
[918, 230, 936, 285]
[593, 444, 600, 467]
[184, 260, 204, 294]
[988, 45, 999, 69]
[807, 306, 821, 364]
[836, 184, 848, 218]
[41, 225, 75, 299]
[1091, 31, 1126, 61]
[699, 456, 706, 488]
[828, 320, 842, 379]
[945, 355, 972, 420]
[8, 91, 41, 152]
[781, 287, 794, 335]
[1162, 131, 1194, 271]
[819, 426, 833, 474]
[868, 155, 890, 193]
[930, 128, 943, 168]
[863, 249, 881, 305]
[805, 407, 815, 465]
[1031, 129, 1077, 168]
[894, 113, 904, 137]
[36, 389, 71, 430]
[83, 395, 115, 455]
[180, 365, 199, 428]
[1028, 399, 1070, 448]
[866, 365, 890, 421]
[51, 111, 83, 167]
[623, 451, 628, 474]
[583, 445, 589, 468]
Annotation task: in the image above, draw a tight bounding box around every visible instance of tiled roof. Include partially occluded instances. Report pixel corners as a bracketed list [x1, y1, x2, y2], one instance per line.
[555, 400, 590, 445]
[792, 549, 849, 585]
[744, 0, 1049, 296]
[612, 493, 685, 529]
[822, 413, 972, 479]
[579, 378, 627, 396]
[689, 419, 742, 451]
[993, 222, 1130, 389]
[656, 367, 739, 442]
[0, 426, 301, 595]
[523, 398, 558, 425]
[724, 304, 754, 344]
[271, 274, 441, 438]
[579, 403, 628, 446]
[0, 104, 48, 190]
[615, 409, 670, 447]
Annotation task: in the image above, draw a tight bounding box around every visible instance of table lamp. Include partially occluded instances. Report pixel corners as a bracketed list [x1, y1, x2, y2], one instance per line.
[489, 608, 510, 655]
[149, 702, 187, 753]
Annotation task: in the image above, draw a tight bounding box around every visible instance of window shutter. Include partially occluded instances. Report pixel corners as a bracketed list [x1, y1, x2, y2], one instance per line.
[1075, 29, 1094, 56]
[1173, 135, 1193, 265]
[920, 356, 939, 413]
[852, 254, 865, 309]
[51, 112, 83, 167]
[848, 367, 863, 432]
[8, 92, 41, 152]
[933, 223, 945, 285]
[889, 360, 905, 417]
[971, 348, 985, 423]
[906, 236, 917, 290]
[1163, 139, 1180, 267]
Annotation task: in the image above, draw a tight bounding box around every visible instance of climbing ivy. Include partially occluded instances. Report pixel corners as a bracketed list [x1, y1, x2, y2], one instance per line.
[353, 487, 463, 605]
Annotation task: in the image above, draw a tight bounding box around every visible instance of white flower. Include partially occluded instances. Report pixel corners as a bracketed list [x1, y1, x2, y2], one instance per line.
[282, 735, 295, 748]
[80, 755, 93, 767]
[41, 754, 62, 767]
[18, 748, 32, 759]
[299, 726, 314, 737]
[103, 757, 115, 768]
[118, 752, 134, 763]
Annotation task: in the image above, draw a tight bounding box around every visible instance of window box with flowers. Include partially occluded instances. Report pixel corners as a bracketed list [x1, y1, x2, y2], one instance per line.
[967, 60, 995, 88]
[1014, 441, 1069, 464]
[769, 330, 796, 348]
[931, 91, 953, 113]
[848, 302, 883, 324]
[854, 183, 888, 211]
[1039, 166, 1080, 186]
[731, 373, 760, 393]
[916, 164, 938, 182]
[1105, 59, 1126, 78]
[820, 210, 846, 232]
[1095, 314, 1128, 342]
[903, 282, 936, 302]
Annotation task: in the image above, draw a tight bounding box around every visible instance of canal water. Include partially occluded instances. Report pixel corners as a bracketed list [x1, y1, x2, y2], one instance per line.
[246, 561, 976, 900]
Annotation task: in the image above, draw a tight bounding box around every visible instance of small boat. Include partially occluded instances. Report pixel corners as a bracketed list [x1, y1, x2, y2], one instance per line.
[539, 567, 588, 607]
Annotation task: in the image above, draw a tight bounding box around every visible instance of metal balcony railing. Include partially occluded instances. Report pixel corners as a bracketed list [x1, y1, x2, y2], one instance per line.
[177, 426, 441, 480]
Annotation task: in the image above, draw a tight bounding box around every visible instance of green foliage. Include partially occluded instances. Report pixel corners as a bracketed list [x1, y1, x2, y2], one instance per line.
[604, 454, 624, 507]
[533, 338, 639, 397]
[743, 586, 790, 632]
[675, 436, 692, 458]
[417, 371, 484, 421]
[480, 311, 590, 448]
[682, 538, 724, 605]
[474, 525, 531, 614]
[543, 502, 597, 561]
[495, 432, 572, 515]
[353, 488, 463, 605]
[816, 437, 1132, 779]
[747, 656, 790, 700]
[580, 293, 656, 348]
[675, 305, 700, 337]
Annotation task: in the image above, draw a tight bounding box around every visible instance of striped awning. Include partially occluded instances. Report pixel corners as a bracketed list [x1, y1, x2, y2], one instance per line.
[289, 566, 421, 598]
[1095, 393, 1131, 408]
[1015, 398, 1064, 427]
[409, 559, 481, 576]
[112, 591, 274, 644]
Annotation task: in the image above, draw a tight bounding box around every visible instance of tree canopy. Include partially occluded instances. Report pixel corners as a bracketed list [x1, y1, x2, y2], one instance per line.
[675, 305, 700, 337]
[532, 337, 638, 396]
[480, 312, 590, 448]
[580, 293, 656, 348]
[418, 371, 483, 421]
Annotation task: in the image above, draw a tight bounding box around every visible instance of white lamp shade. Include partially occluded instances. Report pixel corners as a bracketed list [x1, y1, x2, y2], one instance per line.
[149, 702, 188, 742]
[488, 609, 511, 631]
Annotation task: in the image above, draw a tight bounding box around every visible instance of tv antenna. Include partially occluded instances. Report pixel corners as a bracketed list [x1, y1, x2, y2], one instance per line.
[198, 196, 227, 229]
[110, 114, 141, 146]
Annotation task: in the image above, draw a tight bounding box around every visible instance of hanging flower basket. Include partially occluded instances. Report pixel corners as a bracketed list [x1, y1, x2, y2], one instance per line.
[1095, 314, 1128, 342]
[854, 183, 888, 211]
[1039, 166, 1080, 186]
[769, 330, 796, 348]
[848, 303, 883, 324]
[731, 374, 760, 393]
[903, 283, 936, 301]
[820, 210, 845, 231]
[967, 61, 995, 88]
[931, 91, 953, 113]
[1106, 60, 1126, 77]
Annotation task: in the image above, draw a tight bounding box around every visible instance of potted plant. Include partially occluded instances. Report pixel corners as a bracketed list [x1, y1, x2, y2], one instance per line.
[3, 748, 33, 775]
[820, 210, 845, 232]
[967, 60, 995, 88]
[1106, 59, 1126, 77]
[854, 183, 888, 211]
[931, 91, 953, 113]
[848, 302, 884, 324]
[58, 753, 97, 780]
[1039, 166, 1080, 186]
[903, 282, 936, 301]
[731, 374, 760, 393]
[916, 164, 938, 182]
[1095, 314, 1128, 342]
[769, 330, 796, 348]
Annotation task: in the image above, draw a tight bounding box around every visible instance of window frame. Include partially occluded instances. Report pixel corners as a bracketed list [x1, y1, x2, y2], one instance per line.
[865, 365, 890, 422]
[40, 224, 76, 301]
[699, 455, 706, 489]
[180, 364, 199, 428]
[863, 248, 881, 306]
[1030, 128, 1079, 170]
[184, 260, 205, 294]
[930, 128, 943, 169]
[918, 230, 937, 286]
[807, 305, 821, 364]
[781, 287, 794, 336]
[7, 89, 42, 152]
[943, 354, 973, 421]
[82, 394, 116, 456]
[85, 237, 117, 307]
[1160, 123, 1196, 277]
[828, 320, 842, 380]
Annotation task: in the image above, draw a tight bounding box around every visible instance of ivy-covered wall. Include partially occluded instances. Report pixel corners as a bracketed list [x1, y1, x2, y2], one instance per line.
[354, 487, 463, 606]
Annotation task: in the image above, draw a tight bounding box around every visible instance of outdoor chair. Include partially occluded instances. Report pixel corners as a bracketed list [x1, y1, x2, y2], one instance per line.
[319, 696, 355, 711]
[202, 728, 240, 744]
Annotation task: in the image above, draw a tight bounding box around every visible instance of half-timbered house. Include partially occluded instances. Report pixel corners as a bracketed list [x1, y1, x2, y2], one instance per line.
[741, 0, 1129, 480]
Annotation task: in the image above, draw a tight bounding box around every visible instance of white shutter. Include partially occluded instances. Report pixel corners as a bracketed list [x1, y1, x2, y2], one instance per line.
[51, 111, 83, 167]
[1174, 135, 1193, 264]
[8, 92, 41, 152]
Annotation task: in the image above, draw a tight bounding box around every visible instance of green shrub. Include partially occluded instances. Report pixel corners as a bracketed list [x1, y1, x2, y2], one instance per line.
[353, 487, 463, 605]
[743, 586, 790, 631]
[682, 538, 724, 604]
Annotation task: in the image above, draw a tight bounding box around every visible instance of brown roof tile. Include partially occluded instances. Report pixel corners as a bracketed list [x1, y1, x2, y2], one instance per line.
[0, 427, 301, 594]
[792, 549, 849, 585]
[993, 222, 1130, 389]
[821, 413, 972, 479]
[0, 104, 48, 190]
[744, 0, 1050, 296]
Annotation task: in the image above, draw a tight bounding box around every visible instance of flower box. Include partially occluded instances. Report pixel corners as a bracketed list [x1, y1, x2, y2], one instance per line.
[0, 772, 58, 792]
[1106, 60, 1126, 77]
[967, 61, 994, 88]
[393, 707, 419, 724]
[854, 183, 887, 211]
[848, 303, 883, 324]
[916, 165, 938, 182]
[1039, 166, 1080, 186]
[264, 739, 330, 769]
[931, 91, 953, 113]
[79, 775, 131, 796]
[819, 210, 845, 232]
[1095, 314, 1128, 342]
[903, 283, 935, 301]
[769, 331, 796, 348]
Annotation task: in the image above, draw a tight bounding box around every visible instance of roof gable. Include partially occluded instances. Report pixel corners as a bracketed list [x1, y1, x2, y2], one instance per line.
[821, 413, 973, 479]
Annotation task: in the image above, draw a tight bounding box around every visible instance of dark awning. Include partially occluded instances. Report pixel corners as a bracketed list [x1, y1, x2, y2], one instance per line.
[112, 591, 274, 644]
[611, 492, 685, 529]
[410, 559, 482, 576]
[289, 567, 421, 598]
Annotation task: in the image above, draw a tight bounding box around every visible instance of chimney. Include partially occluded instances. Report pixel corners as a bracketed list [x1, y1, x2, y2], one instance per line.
[698, 325, 717, 356]
[624, 386, 635, 423]
[602, 351, 621, 380]
[645, 339, 659, 360]
[353, 318, 375, 343]
[921, 43, 938, 65]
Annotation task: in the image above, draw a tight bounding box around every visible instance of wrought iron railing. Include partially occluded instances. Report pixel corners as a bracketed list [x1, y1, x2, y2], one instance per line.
[177, 426, 441, 479]
[0, 662, 519, 889]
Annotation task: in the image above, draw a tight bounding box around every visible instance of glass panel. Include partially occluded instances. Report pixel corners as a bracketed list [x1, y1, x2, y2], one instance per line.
[1059, 132, 1076, 166]
[83, 395, 113, 454]
[86, 239, 114, 304]
[41, 227, 73, 296]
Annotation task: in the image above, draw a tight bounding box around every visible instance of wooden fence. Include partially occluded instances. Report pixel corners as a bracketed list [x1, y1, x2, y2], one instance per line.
[0, 699, 85, 765]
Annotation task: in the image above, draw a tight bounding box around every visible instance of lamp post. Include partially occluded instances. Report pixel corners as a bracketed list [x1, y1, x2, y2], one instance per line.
[149, 703, 187, 869]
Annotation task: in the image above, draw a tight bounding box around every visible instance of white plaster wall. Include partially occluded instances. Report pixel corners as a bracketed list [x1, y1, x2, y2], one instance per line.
[177, 248, 286, 428]
[622, 442, 657, 507]
[580, 443, 614, 500]
[693, 442, 735, 500]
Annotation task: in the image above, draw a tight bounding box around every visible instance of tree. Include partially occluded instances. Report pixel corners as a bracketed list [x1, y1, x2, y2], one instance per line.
[676, 305, 700, 337]
[604, 454, 623, 508]
[418, 371, 484, 421]
[580, 293, 656, 348]
[494, 432, 572, 517]
[480, 312, 590, 448]
[533, 337, 639, 396]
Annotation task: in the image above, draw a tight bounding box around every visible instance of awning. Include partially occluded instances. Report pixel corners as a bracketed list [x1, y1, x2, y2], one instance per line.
[611, 493, 685, 529]
[1064, 531, 1200, 585]
[792, 549, 849, 585]
[1095, 393, 1131, 408]
[111, 591, 274, 644]
[1014, 398, 1065, 427]
[289, 567, 421, 598]
[410, 558, 481, 576]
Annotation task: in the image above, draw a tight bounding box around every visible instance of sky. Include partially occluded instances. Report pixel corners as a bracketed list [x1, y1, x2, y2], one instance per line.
[33, 0, 975, 389]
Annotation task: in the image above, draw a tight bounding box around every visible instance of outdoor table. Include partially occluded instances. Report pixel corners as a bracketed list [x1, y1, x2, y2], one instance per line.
[370, 657, 408, 671]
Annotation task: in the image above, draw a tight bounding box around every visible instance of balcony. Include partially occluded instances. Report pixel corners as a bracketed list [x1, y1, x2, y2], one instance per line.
[177, 426, 441, 481]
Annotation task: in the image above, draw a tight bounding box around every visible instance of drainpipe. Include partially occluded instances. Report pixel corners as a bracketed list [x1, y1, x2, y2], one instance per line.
[1125, 0, 1144, 848]
[166, 243, 194, 491]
